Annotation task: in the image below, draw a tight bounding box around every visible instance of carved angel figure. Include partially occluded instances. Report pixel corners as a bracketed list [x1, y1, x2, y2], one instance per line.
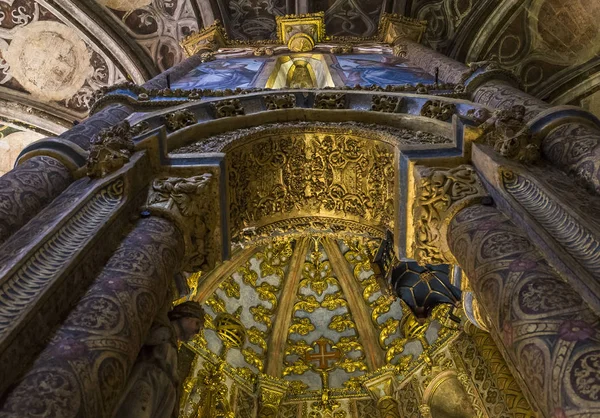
[113, 301, 205, 418]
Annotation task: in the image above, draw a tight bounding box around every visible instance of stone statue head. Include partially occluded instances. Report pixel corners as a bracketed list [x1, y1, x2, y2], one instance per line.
[168, 301, 205, 342]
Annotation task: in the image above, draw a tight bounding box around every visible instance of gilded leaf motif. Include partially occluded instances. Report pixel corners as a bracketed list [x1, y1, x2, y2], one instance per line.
[337, 357, 368, 373]
[289, 317, 315, 336]
[333, 336, 363, 353]
[238, 261, 258, 287]
[386, 337, 408, 363]
[371, 295, 393, 323]
[285, 339, 314, 357]
[329, 314, 355, 332]
[255, 282, 280, 309]
[247, 326, 268, 352]
[219, 277, 240, 299]
[320, 292, 348, 310]
[288, 380, 309, 394]
[257, 240, 293, 278]
[206, 294, 226, 314]
[250, 305, 272, 329]
[300, 252, 339, 296]
[242, 347, 264, 371]
[283, 360, 311, 376]
[379, 317, 400, 348]
[294, 295, 320, 313]
[362, 276, 380, 301]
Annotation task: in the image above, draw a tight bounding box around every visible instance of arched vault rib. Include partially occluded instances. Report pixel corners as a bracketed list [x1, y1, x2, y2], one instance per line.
[194, 245, 259, 303]
[322, 238, 385, 370]
[265, 237, 311, 377]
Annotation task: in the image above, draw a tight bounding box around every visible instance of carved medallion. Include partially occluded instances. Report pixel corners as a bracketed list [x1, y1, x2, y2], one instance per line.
[4, 21, 91, 101]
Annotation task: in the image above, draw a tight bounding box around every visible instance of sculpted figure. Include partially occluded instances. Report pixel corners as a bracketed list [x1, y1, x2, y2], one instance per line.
[479, 105, 541, 163]
[113, 301, 205, 418]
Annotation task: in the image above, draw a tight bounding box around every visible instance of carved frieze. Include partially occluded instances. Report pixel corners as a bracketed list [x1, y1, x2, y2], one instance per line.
[86, 121, 134, 178]
[314, 93, 346, 109]
[212, 98, 245, 118]
[146, 174, 219, 271]
[420, 100, 456, 121]
[164, 110, 197, 132]
[410, 165, 487, 265]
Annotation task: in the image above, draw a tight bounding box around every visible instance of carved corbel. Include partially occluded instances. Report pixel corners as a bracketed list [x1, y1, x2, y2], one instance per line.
[409, 165, 488, 265]
[257, 374, 289, 418]
[475, 105, 542, 164]
[145, 174, 219, 271]
[86, 120, 134, 178]
[363, 371, 401, 418]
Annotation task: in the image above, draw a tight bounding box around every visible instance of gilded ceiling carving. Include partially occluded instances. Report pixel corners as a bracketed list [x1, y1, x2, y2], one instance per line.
[226, 127, 396, 238]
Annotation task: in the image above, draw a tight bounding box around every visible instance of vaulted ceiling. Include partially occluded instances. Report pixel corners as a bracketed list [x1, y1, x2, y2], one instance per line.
[0, 0, 598, 157]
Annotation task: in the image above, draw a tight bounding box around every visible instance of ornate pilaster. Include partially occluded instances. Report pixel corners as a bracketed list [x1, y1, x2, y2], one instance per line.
[0, 155, 72, 246]
[409, 164, 488, 265]
[448, 204, 600, 417]
[363, 371, 401, 418]
[0, 216, 185, 418]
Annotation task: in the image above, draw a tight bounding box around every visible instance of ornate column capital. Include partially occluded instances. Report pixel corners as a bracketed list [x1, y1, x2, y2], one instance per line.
[409, 165, 488, 265]
[363, 371, 401, 418]
[257, 374, 289, 418]
[180, 21, 226, 57]
[146, 174, 220, 271]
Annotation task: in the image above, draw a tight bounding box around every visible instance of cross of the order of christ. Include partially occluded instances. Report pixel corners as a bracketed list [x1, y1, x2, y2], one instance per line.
[304, 337, 341, 371]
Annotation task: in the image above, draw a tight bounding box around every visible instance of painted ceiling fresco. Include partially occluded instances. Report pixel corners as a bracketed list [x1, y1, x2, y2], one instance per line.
[190, 237, 450, 396]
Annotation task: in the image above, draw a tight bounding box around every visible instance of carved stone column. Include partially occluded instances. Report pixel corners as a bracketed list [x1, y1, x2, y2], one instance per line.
[0, 155, 72, 246]
[392, 39, 469, 85]
[472, 80, 551, 122]
[363, 371, 402, 418]
[447, 204, 600, 417]
[542, 122, 600, 195]
[0, 216, 185, 418]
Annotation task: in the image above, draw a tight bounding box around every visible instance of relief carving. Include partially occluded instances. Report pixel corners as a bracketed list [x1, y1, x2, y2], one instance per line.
[371, 95, 401, 113]
[227, 133, 395, 238]
[146, 174, 218, 271]
[314, 93, 346, 109]
[478, 105, 541, 164]
[211, 98, 245, 118]
[86, 121, 135, 178]
[411, 165, 487, 265]
[164, 110, 197, 132]
[420, 100, 456, 121]
[264, 94, 296, 110]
